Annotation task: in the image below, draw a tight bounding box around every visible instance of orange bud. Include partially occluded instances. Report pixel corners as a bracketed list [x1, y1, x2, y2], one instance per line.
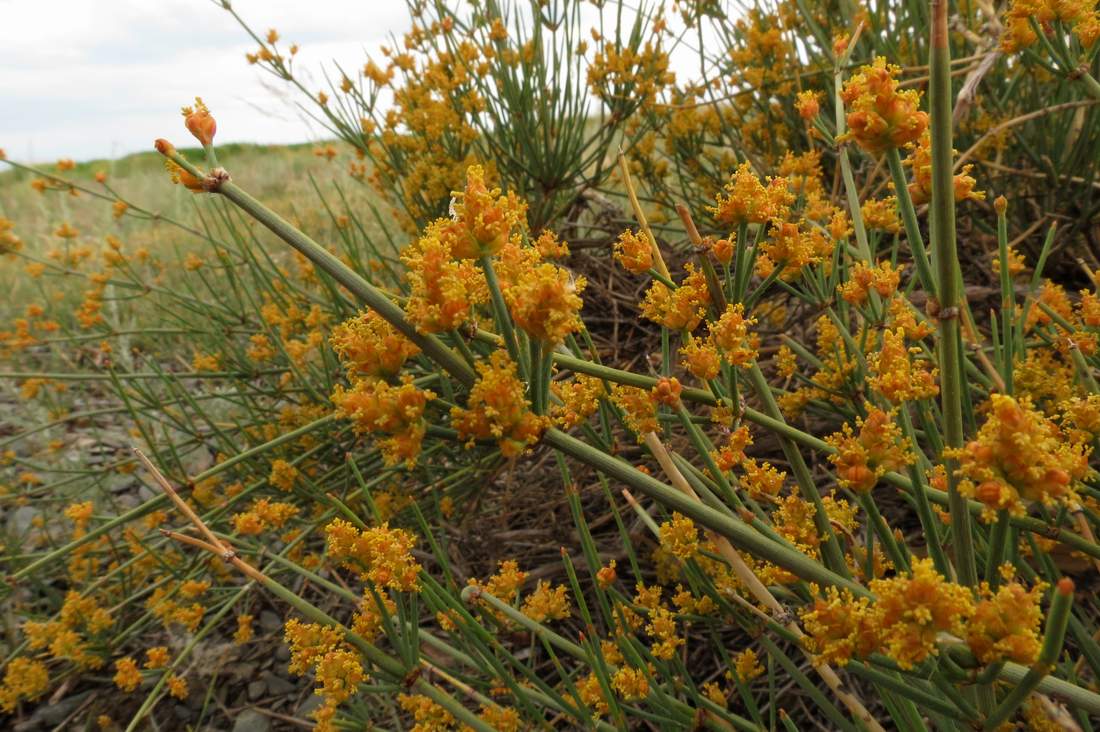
[182, 97, 216, 146]
[94, 171, 107, 184]
[974, 480, 1007, 507]
[651, 377, 682, 407]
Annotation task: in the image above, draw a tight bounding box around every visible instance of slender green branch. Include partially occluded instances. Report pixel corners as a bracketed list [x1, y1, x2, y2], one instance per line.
[928, 0, 978, 588]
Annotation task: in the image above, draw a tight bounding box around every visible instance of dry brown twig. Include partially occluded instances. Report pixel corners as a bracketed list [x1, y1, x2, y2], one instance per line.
[134, 447, 268, 583]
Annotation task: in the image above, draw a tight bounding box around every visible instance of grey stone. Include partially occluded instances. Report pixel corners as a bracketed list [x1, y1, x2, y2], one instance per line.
[8, 506, 37, 534]
[263, 672, 296, 695]
[259, 610, 282, 632]
[297, 694, 325, 716]
[231, 709, 272, 732]
[248, 680, 267, 700]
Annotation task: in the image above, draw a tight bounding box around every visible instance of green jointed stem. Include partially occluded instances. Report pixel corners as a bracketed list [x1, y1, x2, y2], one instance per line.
[928, 0, 978, 588]
[745, 364, 850, 577]
[158, 143, 475, 388]
[544, 427, 868, 595]
[547, 351, 1100, 563]
[886, 148, 936, 297]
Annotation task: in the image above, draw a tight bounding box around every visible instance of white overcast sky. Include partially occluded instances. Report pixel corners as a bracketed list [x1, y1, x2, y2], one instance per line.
[0, 0, 411, 162]
[1, 1, 709, 164]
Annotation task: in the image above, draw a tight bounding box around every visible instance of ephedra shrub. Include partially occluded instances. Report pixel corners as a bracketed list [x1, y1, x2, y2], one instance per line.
[4, 0, 1100, 730]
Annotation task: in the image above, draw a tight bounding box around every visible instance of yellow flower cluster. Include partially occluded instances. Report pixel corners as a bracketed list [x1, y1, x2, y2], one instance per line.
[332, 377, 436, 467]
[231, 498, 300, 535]
[331, 310, 420, 380]
[0, 658, 49, 712]
[521, 581, 573, 622]
[839, 57, 928, 154]
[550, 374, 604, 430]
[439, 165, 527, 260]
[504, 261, 586, 344]
[658, 512, 700, 560]
[24, 592, 112, 670]
[953, 393, 1091, 518]
[1002, 0, 1100, 52]
[904, 131, 983, 206]
[284, 619, 366, 730]
[709, 162, 790, 226]
[613, 229, 653, 274]
[826, 407, 913, 493]
[640, 264, 711, 331]
[451, 350, 547, 457]
[838, 261, 901, 306]
[325, 518, 421, 592]
[402, 223, 488, 334]
[869, 328, 938, 403]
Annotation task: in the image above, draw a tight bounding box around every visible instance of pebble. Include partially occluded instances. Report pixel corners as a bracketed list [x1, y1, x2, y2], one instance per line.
[231, 709, 272, 732]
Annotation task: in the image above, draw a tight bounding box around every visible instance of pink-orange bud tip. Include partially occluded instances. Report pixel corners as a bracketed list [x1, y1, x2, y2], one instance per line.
[1057, 577, 1075, 596]
[155, 139, 175, 155]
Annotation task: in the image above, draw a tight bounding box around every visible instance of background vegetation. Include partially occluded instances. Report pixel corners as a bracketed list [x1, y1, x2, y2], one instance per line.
[3, 0, 1100, 730]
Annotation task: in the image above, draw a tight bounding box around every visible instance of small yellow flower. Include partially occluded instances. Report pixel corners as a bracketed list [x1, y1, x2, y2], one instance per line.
[612, 666, 650, 701]
[113, 657, 142, 692]
[659, 512, 700, 560]
[144, 646, 170, 669]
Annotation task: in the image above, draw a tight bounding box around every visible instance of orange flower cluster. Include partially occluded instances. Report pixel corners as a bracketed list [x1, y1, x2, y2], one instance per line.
[0, 217, 23, 256]
[860, 197, 901, 233]
[640, 264, 711, 331]
[800, 587, 879, 666]
[325, 518, 421, 592]
[451, 350, 547, 457]
[679, 333, 722, 380]
[870, 558, 974, 668]
[953, 394, 1091, 518]
[181, 97, 216, 146]
[332, 376, 435, 467]
[966, 581, 1044, 665]
[438, 165, 526, 259]
[550, 374, 604, 430]
[709, 162, 790, 226]
[826, 407, 913, 492]
[268, 458, 300, 491]
[402, 223, 488, 333]
[614, 229, 653, 274]
[1002, 0, 1100, 52]
[868, 328, 938, 403]
[838, 261, 901, 305]
[756, 221, 832, 281]
[803, 558, 976, 669]
[904, 132, 983, 206]
[330, 310, 419, 380]
[504, 261, 586, 344]
[840, 58, 928, 154]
